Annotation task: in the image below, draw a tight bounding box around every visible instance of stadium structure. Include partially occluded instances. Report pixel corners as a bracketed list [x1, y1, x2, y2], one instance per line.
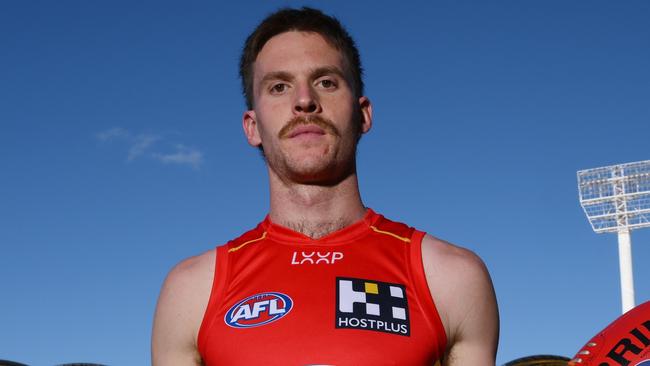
[578, 159, 650, 313]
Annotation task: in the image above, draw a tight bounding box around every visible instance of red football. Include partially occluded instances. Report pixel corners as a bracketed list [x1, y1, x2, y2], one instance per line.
[569, 300, 650, 366]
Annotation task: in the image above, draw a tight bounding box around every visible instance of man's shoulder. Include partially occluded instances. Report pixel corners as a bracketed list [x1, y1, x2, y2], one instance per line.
[420, 234, 497, 348]
[420, 234, 492, 308]
[421, 234, 488, 276]
[152, 249, 217, 364]
[161, 249, 217, 308]
[164, 249, 216, 292]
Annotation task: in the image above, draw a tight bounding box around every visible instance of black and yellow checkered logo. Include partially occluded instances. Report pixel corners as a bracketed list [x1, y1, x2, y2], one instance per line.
[335, 277, 410, 336]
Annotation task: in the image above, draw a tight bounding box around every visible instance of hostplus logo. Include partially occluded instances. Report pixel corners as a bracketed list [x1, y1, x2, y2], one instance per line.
[335, 277, 410, 336]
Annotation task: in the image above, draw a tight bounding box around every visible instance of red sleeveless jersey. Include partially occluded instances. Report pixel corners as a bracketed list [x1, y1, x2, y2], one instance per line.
[197, 209, 447, 365]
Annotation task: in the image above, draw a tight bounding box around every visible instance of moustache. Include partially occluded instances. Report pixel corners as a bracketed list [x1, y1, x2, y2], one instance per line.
[278, 115, 340, 139]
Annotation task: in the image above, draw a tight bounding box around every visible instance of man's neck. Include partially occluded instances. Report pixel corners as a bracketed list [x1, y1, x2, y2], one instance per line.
[267, 170, 366, 239]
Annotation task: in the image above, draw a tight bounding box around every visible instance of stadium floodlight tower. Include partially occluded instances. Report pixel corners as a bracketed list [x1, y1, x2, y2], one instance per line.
[577, 159, 650, 314]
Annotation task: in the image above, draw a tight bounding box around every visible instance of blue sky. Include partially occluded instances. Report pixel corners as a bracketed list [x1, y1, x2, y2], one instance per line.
[1, 1, 649, 365]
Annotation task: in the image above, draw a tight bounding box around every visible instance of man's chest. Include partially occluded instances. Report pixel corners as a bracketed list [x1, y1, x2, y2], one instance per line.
[198, 240, 445, 365]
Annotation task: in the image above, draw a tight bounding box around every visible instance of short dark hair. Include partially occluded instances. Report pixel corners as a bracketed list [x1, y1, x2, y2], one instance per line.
[239, 7, 364, 110]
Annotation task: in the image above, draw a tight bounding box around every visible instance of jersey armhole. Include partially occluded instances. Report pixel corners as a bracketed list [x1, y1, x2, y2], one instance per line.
[409, 230, 448, 358]
[197, 244, 229, 356]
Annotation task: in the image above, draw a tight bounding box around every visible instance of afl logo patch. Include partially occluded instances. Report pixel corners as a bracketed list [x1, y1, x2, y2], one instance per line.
[224, 292, 293, 328]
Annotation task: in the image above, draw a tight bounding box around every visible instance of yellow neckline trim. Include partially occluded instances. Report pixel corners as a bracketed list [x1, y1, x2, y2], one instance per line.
[369, 226, 411, 243]
[228, 231, 267, 253]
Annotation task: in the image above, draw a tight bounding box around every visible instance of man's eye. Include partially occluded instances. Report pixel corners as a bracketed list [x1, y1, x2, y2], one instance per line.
[318, 79, 336, 89]
[271, 84, 287, 93]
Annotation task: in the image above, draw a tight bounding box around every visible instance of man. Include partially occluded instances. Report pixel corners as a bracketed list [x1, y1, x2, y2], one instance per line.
[152, 7, 498, 365]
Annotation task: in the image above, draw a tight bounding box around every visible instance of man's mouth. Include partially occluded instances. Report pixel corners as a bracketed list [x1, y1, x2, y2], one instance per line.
[287, 125, 326, 138]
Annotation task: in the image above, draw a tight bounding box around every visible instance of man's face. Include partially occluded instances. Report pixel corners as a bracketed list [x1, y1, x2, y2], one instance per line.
[242, 31, 372, 185]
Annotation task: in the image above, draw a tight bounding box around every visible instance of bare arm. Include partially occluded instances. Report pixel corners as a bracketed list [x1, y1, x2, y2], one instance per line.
[152, 250, 215, 366]
[421, 235, 499, 366]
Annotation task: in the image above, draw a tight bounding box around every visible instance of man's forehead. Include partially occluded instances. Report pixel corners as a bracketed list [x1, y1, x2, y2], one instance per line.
[253, 31, 346, 78]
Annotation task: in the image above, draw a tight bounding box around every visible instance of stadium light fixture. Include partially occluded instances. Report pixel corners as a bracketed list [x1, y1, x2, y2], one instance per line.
[578, 159, 650, 313]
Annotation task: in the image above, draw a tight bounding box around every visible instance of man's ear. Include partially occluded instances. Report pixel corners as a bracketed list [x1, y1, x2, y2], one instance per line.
[242, 110, 262, 146]
[358, 96, 373, 134]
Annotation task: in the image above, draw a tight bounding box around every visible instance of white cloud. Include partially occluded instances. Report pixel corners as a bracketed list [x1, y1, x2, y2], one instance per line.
[96, 127, 129, 141]
[96, 128, 203, 169]
[127, 134, 161, 161]
[153, 144, 203, 169]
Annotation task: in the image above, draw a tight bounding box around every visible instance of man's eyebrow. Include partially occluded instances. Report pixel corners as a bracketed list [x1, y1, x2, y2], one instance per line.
[259, 66, 346, 86]
[260, 71, 293, 85]
[311, 66, 346, 79]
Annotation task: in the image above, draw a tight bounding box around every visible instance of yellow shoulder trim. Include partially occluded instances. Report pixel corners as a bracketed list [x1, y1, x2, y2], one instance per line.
[369, 226, 411, 243]
[228, 231, 267, 253]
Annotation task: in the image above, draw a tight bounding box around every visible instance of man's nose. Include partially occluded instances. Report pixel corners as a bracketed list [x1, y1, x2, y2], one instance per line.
[293, 84, 321, 114]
